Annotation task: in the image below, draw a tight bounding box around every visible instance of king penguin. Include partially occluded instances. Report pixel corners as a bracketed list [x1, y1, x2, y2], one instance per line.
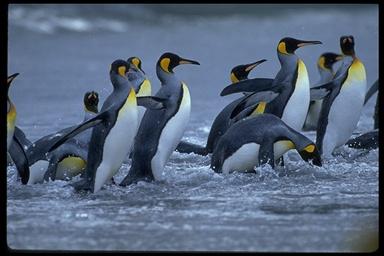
[211, 113, 322, 173]
[120, 52, 200, 186]
[176, 59, 268, 155]
[310, 35, 367, 157]
[127, 56, 152, 127]
[220, 37, 322, 132]
[303, 52, 344, 131]
[6, 73, 30, 184]
[47, 60, 164, 193]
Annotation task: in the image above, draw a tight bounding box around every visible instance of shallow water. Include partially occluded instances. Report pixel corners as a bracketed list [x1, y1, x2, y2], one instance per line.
[7, 4, 378, 252]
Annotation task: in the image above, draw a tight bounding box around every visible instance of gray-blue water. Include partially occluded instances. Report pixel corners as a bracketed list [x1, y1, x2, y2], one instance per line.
[7, 4, 378, 252]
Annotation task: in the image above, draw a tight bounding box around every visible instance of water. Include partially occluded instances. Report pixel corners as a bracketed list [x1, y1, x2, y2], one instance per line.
[7, 4, 378, 252]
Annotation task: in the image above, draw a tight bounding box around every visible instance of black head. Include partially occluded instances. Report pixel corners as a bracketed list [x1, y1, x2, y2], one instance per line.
[340, 35, 355, 56]
[277, 37, 322, 55]
[127, 56, 144, 74]
[230, 59, 267, 83]
[110, 59, 129, 78]
[298, 143, 322, 167]
[317, 52, 344, 71]
[83, 91, 99, 113]
[7, 73, 19, 91]
[157, 52, 200, 73]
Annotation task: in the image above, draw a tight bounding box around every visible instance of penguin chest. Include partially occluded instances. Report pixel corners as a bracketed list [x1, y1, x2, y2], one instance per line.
[151, 84, 191, 180]
[28, 160, 49, 184]
[93, 92, 138, 192]
[7, 103, 17, 150]
[325, 66, 366, 148]
[282, 60, 310, 131]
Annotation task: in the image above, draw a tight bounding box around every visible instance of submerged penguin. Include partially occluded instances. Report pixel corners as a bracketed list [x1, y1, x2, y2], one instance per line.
[311, 35, 367, 157]
[6, 73, 30, 184]
[47, 60, 164, 193]
[211, 114, 322, 173]
[120, 52, 200, 186]
[176, 59, 268, 155]
[303, 52, 344, 131]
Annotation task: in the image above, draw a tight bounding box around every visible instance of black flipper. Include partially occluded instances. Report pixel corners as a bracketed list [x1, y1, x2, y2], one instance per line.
[44, 159, 59, 182]
[8, 135, 30, 184]
[220, 78, 275, 96]
[309, 81, 334, 100]
[346, 130, 378, 150]
[47, 110, 110, 153]
[14, 126, 32, 148]
[364, 79, 378, 105]
[258, 138, 275, 169]
[176, 140, 207, 155]
[137, 96, 167, 110]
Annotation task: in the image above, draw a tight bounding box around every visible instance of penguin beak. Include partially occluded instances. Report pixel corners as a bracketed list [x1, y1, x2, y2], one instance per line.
[7, 73, 20, 87]
[179, 58, 200, 66]
[299, 144, 322, 167]
[244, 59, 267, 72]
[297, 40, 322, 48]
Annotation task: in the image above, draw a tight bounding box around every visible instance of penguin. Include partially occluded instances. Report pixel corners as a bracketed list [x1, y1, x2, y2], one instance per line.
[302, 52, 344, 131]
[120, 52, 200, 186]
[9, 91, 100, 184]
[346, 129, 378, 150]
[6, 73, 30, 184]
[220, 37, 322, 132]
[47, 60, 165, 193]
[310, 35, 367, 157]
[176, 59, 268, 155]
[127, 56, 152, 127]
[211, 113, 322, 173]
[364, 79, 378, 105]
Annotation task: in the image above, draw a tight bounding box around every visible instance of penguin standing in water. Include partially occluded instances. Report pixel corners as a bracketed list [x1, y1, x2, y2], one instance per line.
[211, 114, 322, 173]
[9, 91, 100, 184]
[7, 73, 30, 184]
[311, 35, 367, 157]
[127, 56, 152, 126]
[120, 52, 200, 186]
[220, 37, 322, 132]
[303, 52, 344, 131]
[48, 60, 164, 193]
[176, 59, 268, 155]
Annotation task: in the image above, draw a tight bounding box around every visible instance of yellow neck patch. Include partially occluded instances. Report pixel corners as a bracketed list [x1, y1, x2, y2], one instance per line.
[131, 58, 140, 69]
[304, 144, 315, 153]
[230, 72, 239, 83]
[348, 58, 366, 82]
[118, 66, 127, 77]
[251, 102, 267, 116]
[281, 140, 295, 150]
[317, 56, 328, 71]
[58, 157, 86, 172]
[7, 100, 16, 130]
[160, 58, 171, 73]
[278, 42, 288, 55]
[137, 79, 152, 97]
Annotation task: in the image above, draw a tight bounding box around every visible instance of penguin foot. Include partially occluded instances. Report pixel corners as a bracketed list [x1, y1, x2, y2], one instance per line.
[119, 174, 153, 187]
[70, 178, 91, 192]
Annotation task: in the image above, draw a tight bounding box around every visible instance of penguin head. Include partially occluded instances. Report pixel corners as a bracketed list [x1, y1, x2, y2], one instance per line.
[230, 59, 267, 83]
[110, 59, 129, 78]
[84, 91, 99, 114]
[277, 37, 322, 55]
[157, 52, 200, 73]
[317, 52, 344, 71]
[298, 143, 322, 167]
[7, 73, 19, 92]
[340, 35, 355, 56]
[127, 56, 145, 74]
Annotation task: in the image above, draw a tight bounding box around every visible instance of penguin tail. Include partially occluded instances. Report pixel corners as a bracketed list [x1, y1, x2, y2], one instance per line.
[176, 140, 208, 156]
[70, 178, 92, 192]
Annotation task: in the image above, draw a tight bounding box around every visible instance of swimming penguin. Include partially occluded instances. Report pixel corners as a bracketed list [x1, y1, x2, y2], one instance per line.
[211, 113, 322, 173]
[127, 56, 152, 126]
[310, 35, 367, 157]
[220, 37, 322, 132]
[9, 91, 100, 184]
[47, 60, 164, 193]
[176, 59, 268, 155]
[6, 73, 30, 184]
[120, 52, 200, 186]
[302, 52, 344, 131]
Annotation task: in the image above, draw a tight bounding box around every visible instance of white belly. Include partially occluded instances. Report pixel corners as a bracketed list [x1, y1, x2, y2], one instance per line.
[93, 91, 138, 193]
[282, 60, 310, 131]
[322, 79, 366, 156]
[27, 160, 49, 184]
[222, 141, 293, 174]
[151, 84, 191, 180]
